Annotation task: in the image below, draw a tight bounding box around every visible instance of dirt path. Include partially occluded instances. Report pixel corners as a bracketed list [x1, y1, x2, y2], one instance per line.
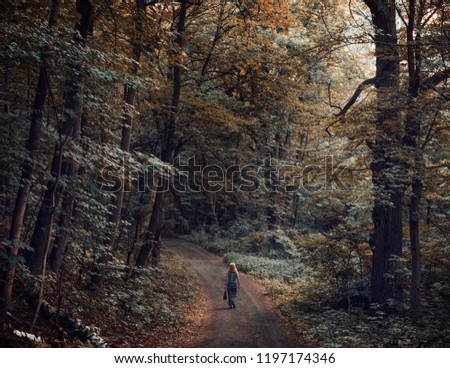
[164, 238, 301, 348]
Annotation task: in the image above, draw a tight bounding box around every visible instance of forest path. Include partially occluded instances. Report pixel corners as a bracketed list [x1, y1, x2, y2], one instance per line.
[164, 237, 301, 348]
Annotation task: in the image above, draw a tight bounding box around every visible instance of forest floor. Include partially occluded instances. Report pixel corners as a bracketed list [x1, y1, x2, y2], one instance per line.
[2, 236, 447, 347]
[164, 237, 303, 347]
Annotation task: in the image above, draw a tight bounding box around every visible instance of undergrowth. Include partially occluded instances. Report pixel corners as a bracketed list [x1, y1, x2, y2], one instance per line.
[77, 248, 199, 347]
[3, 247, 199, 347]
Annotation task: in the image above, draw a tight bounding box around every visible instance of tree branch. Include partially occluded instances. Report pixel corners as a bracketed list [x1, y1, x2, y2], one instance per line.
[429, 85, 450, 101]
[336, 77, 376, 117]
[325, 77, 376, 136]
[422, 68, 450, 88]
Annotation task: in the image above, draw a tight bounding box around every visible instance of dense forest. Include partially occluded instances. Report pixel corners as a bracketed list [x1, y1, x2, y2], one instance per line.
[0, 0, 449, 347]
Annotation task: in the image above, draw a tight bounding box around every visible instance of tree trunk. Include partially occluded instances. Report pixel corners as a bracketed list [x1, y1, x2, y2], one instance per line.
[0, 0, 60, 316]
[89, 80, 139, 288]
[409, 168, 423, 323]
[291, 193, 299, 227]
[98, 51, 139, 251]
[265, 158, 279, 230]
[402, 104, 424, 324]
[89, 0, 145, 289]
[137, 186, 158, 243]
[106, 1, 144, 252]
[403, 0, 424, 324]
[365, 0, 404, 307]
[27, 0, 93, 275]
[135, 0, 188, 268]
[49, 112, 86, 273]
[28, 149, 62, 331]
[48, 161, 79, 272]
[202, 154, 219, 227]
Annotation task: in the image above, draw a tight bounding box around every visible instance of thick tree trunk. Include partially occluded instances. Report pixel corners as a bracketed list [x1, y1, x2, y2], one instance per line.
[27, 146, 65, 275]
[369, 189, 404, 305]
[135, 0, 188, 268]
[0, 0, 60, 315]
[365, 0, 404, 307]
[27, 0, 93, 275]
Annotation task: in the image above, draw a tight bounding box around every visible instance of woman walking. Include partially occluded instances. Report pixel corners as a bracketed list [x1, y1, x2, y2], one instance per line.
[225, 262, 240, 309]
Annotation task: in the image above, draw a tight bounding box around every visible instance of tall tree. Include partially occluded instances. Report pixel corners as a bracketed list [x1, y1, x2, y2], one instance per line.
[90, 0, 146, 288]
[0, 0, 61, 316]
[402, 0, 424, 325]
[135, 0, 188, 267]
[364, 0, 405, 307]
[27, 0, 94, 275]
[400, 0, 449, 324]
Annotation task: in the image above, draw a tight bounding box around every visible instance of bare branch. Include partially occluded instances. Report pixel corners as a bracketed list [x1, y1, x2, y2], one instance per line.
[325, 117, 344, 136]
[421, 109, 440, 150]
[325, 77, 376, 135]
[422, 68, 450, 88]
[336, 77, 376, 117]
[395, 2, 408, 28]
[429, 85, 450, 101]
[421, 1, 442, 28]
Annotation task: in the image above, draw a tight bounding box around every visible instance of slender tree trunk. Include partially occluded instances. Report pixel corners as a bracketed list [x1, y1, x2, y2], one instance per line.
[0, 0, 60, 316]
[403, 101, 424, 325]
[106, 1, 144, 252]
[49, 113, 88, 272]
[136, 184, 166, 267]
[100, 60, 139, 250]
[135, 0, 188, 268]
[202, 154, 219, 227]
[27, 0, 93, 275]
[49, 112, 86, 273]
[137, 186, 158, 244]
[403, 0, 424, 324]
[198, 3, 226, 82]
[291, 193, 299, 227]
[265, 157, 279, 230]
[48, 161, 78, 272]
[90, 81, 139, 287]
[89, 0, 145, 289]
[409, 166, 423, 323]
[365, 0, 405, 307]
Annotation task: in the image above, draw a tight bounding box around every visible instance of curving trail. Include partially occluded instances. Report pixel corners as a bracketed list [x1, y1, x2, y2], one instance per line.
[164, 238, 301, 348]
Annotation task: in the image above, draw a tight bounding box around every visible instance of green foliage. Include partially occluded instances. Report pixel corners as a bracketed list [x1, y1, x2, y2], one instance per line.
[224, 252, 303, 281]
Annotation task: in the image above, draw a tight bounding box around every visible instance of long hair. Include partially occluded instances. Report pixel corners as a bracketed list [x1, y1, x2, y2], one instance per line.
[228, 262, 237, 273]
